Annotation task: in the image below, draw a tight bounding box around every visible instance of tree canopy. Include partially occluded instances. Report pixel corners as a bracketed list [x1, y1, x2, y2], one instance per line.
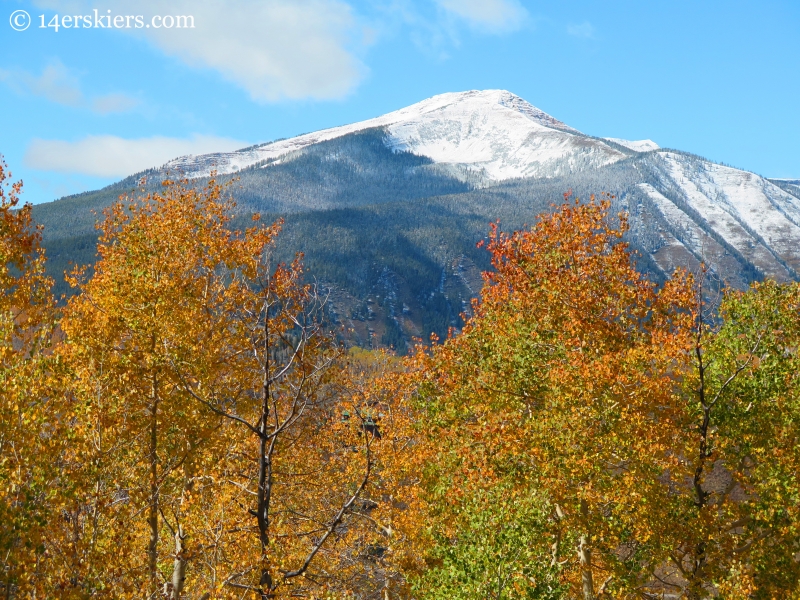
[2, 162, 800, 599]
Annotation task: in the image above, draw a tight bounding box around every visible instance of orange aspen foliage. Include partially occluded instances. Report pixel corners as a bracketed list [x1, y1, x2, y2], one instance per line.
[403, 197, 698, 598]
[8, 162, 797, 598]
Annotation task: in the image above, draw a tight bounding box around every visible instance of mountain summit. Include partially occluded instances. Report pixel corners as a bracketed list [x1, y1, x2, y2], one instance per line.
[165, 90, 634, 182]
[156, 89, 800, 285]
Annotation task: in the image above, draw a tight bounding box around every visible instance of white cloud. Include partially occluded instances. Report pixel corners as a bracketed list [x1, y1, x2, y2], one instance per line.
[0, 61, 140, 114]
[0, 61, 82, 106]
[435, 0, 527, 33]
[24, 134, 248, 178]
[33, 0, 367, 101]
[92, 93, 141, 115]
[567, 21, 596, 39]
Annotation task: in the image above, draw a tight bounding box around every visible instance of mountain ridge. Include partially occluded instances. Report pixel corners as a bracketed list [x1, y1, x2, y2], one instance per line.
[161, 90, 626, 182]
[32, 90, 800, 351]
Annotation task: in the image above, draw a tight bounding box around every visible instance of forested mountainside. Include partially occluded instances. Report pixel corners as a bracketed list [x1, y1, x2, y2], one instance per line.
[32, 91, 800, 352]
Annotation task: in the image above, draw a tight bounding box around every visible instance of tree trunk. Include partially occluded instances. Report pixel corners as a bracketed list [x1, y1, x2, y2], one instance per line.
[579, 534, 594, 600]
[147, 374, 160, 596]
[256, 304, 274, 598]
[688, 311, 711, 595]
[170, 526, 187, 599]
[579, 499, 594, 600]
[551, 504, 564, 568]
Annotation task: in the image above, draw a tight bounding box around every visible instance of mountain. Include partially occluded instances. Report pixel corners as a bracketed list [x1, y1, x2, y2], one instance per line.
[32, 90, 800, 351]
[163, 90, 622, 182]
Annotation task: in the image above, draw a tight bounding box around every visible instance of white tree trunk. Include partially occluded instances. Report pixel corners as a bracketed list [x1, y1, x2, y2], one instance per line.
[578, 499, 594, 600]
[579, 534, 594, 600]
[170, 526, 187, 599]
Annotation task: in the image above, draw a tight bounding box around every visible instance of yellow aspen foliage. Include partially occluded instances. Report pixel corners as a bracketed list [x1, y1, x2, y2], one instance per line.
[0, 158, 57, 596]
[54, 177, 402, 599]
[672, 278, 800, 598]
[6, 159, 800, 599]
[55, 177, 267, 597]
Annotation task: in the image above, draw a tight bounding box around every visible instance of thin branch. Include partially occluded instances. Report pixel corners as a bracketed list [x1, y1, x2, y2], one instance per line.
[171, 365, 263, 438]
[283, 435, 373, 580]
[708, 329, 766, 408]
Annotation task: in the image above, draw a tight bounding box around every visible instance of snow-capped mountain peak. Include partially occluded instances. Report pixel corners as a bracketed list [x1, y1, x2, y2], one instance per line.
[163, 90, 625, 182]
[156, 90, 800, 287]
[36, 89, 800, 305]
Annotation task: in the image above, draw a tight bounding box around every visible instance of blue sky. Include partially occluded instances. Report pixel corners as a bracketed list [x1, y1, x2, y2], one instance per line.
[1, 0, 798, 205]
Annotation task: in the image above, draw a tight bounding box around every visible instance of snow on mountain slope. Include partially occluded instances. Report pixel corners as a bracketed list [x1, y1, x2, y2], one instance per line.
[163, 90, 626, 181]
[604, 138, 659, 152]
[155, 89, 800, 285]
[640, 152, 800, 281]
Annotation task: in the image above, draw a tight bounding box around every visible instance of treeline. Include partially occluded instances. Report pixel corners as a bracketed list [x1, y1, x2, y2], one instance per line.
[4, 163, 800, 598]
